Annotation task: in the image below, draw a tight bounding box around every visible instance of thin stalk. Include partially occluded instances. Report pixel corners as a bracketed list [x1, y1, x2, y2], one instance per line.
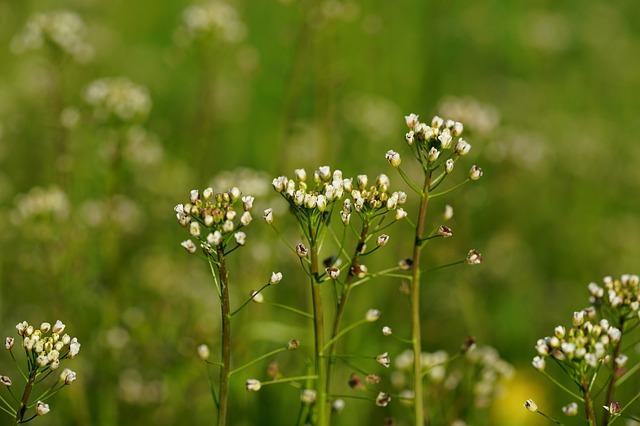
[216, 248, 232, 426]
[609, 389, 640, 425]
[14, 371, 36, 423]
[260, 375, 318, 387]
[229, 347, 287, 376]
[325, 222, 369, 400]
[309, 240, 329, 426]
[410, 172, 432, 426]
[582, 382, 597, 426]
[603, 320, 624, 426]
[539, 370, 584, 401]
[265, 302, 314, 319]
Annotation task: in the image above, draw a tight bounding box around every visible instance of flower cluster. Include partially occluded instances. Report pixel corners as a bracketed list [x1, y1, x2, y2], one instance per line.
[85, 78, 152, 122]
[272, 166, 345, 214]
[532, 311, 619, 373]
[175, 187, 254, 254]
[340, 174, 408, 224]
[16, 320, 81, 369]
[11, 10, 94, 63]
[588, 274, 639, 316]
[179, 1, 247, 44]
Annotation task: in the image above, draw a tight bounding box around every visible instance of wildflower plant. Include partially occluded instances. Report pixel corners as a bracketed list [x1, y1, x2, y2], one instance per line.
[175, 187, 305, 426]
[527, 274, 640, 425]
[269, 166, 410, 425]
[1, 321, 80, 423]
[385, 113, 484, 425]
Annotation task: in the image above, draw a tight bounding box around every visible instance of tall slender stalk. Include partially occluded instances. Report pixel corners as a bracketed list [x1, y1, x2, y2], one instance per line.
[602, 320, 625, 426]
[216, 247, 232, 426]
[14, 372, 36, 424]
[325, 221, 369, 416]
[410, 173, 432, 426]
[309, 239, 328, 426]
[582, 383, 597, 426]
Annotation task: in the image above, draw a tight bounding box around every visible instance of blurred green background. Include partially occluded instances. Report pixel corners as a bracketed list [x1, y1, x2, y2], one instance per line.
[0, 0, 639, 425]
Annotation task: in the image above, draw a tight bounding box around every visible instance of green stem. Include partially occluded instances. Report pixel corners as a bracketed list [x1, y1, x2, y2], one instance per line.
[265, 302, 314, 319]
[216, 248, 232, 426]
[14, 371, 36, 423]
[539, 370, 584, 402]
[429, 178, 470, 198]
[310, 240, 329, 426]
[603, 320, 624, 426]
[230, 347, 287, 376]
[410, 172, 432, 426]
[230, 282, 270, 317]
[582, 383, 597, 426]
[260, 375, 318, 387]
[322, 319, 368, 353]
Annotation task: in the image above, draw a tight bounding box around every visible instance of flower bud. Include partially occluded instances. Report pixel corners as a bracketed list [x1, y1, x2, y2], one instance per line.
[270, 272, 283, 284]
[562, 402, 578, 416]
[60, 369, 77, 385]
[301, 389, 317, 404]
[240, 211, 252, 226]
[405, 113, 419, 130]
[287, 339, 300, 350]
[263, 208, 273, 224]
[431, 115, 444, 128]
[189, 221, 201, 237]
[366, 309, 381, 322]
[190, 189, 199, 203]
[296, 243, 308, 257]
[395, 208, 407, 220]
[377, 234, 390, 247]
[524, 399, 538, 412]
[250, 290, 264, 303]
[469, 165, 483, 181]
[36, 401, 50, 416]
[294, 168, 307, 181]
[531, 356, 545, 371]
[0, 376, 11, 386]
[438, 129, 452, 149]
[207, 231, 222, 246]
[466, 249, 482, 265]
[375, 392, 391, 407]
[376, 352, 391, 368]
[427, 147, 440, 162]
[5, 337, 14, 350]
[385, 150, 401, 168]
[605, 402, 621, 416]
[382, 326, 392, 336]
[437, 225, 453, 238]
[246, 379, 261, 391]
[455, 138, 471, 155]
[234, 231, 246, 246]
[327, 267, 340, 280]
[445, 159, 454, 174]
[203, 187, 214, 200]
[572, 311, 585, 327]
[405, 131, 415, 145]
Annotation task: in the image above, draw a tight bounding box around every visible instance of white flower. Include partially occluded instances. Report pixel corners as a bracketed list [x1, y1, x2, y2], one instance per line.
[445, 159, 455, 174]
[405, 131, 415, 145]
[524, 399, 538, 412]
[190, 189, 199, 203]
[431, 115, 444, 128]
[332, 398, 345, 411]
[427, 147, 440, 162]
[52, 320, 65, 335]
[5, 337, 14, 350]
[234, 232, 247, 246]
[466, 249, 482, 265]
[316, 195, 328, 212]
[16, 321, 28, 336]
[554, 326, 566, 339]
[438, 225, 453, 238]
[229, 187, 241, 200]
[377, 234, 389, 247]
[382, 326, 392, 336]
[615, 354, 628, 368]
[246, 379, 261, 391]
[242, 195, 254, 210]
[294, 168, 307, 181]
[562, 402, 578, 416]
[366, 309, 381, 322]
[532, 356, 545, 371]
[36, 401, 50, 416]
[270, 272, 283, 284]
[438, 129, 452, 148]
[405, 113, 419, 130]
[240, 211, 252, 226]
[203, 187, 214, 200]
[0, 375, 11, 386]
[327, 267, 340, 280]
[376, 352, 391, 368]
[469, 165, 483, 181]
[572, 311, 585, 327]
[455, 138, 471, 155]
[385, 150, 401, 167]
[181, 239, 197, 253]
[197, 344, 210, 361]
[69, 338, 81, 357]
[263, 208, 273, 224]
[189, 221, 201, 237]
[608, 327, 621, 342]
[395, 208, 407, 220]
[317, 166, 331, 181]
[60, 369, 77, 385]
[375, 392, 391, 407]
[207, 231, 223, 246]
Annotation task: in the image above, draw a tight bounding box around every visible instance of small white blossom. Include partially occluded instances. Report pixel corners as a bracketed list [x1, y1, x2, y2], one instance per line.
[197, 344, 210, 360]
[234, 231, 247, 246]
[36, 401, 50, 416]
[385, 150, 401, 167]
[246, 379, 261, 391]
[263, 208, 273, 224]
[181, 239, 197, 253]
[376, 352, 391, 368]
[524, 399, 538, 412]
[562, 402, 578, 416]
[270, 272, 283, 284]
[366, 309, 381, 322]
[382, 326, 392, 336]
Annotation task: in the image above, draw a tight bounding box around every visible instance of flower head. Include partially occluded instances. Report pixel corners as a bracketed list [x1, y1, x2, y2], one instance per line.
[524, 399, 538, 412]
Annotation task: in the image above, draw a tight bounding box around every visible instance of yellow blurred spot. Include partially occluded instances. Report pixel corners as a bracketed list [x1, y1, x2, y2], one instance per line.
[492, 367, 548, 425]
